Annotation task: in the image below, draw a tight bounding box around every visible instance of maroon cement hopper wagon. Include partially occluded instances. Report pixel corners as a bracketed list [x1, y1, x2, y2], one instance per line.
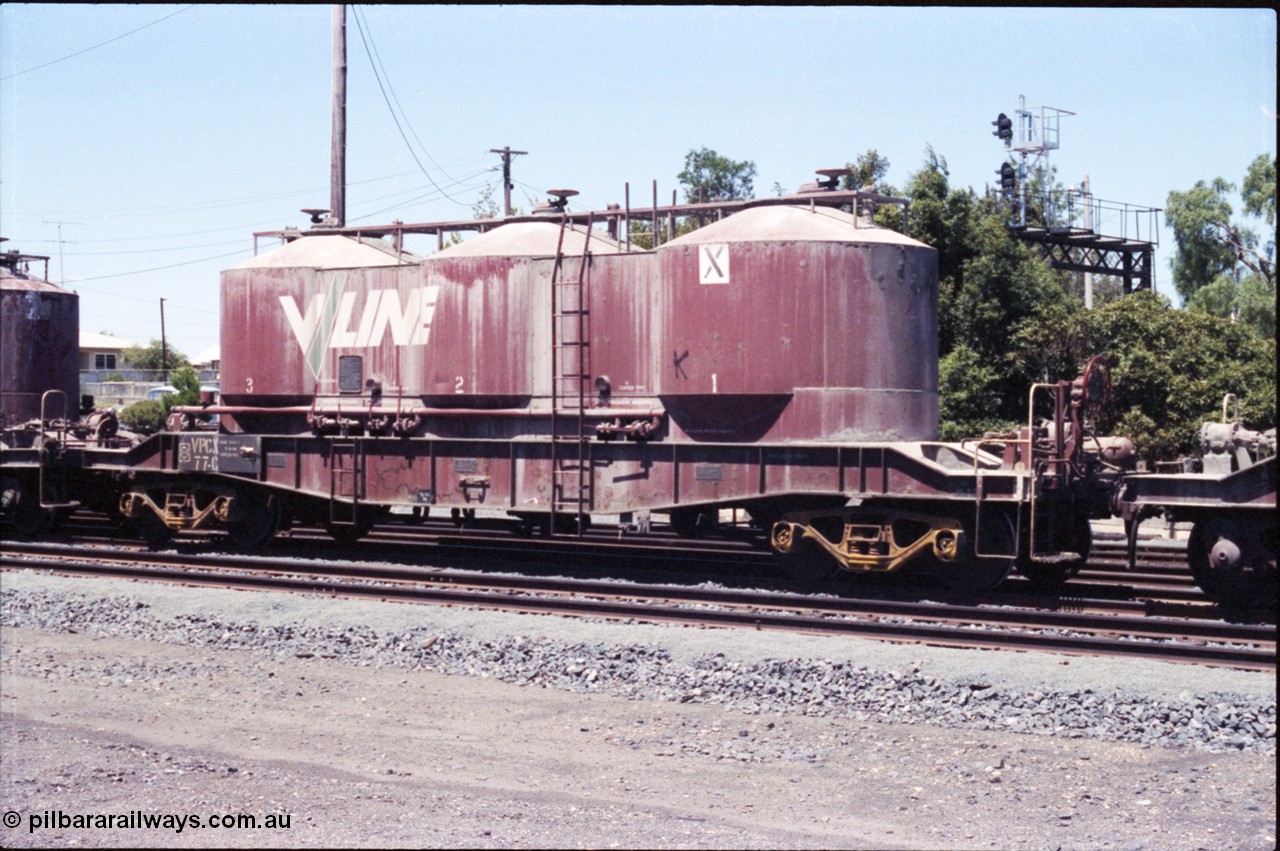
[0, 248, 79, 427]
[24, 187, 1159, 595]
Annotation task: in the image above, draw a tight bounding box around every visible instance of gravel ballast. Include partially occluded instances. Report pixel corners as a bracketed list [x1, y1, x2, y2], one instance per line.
[2, 570, 1273, 754]
[2, 568, 1276, 849]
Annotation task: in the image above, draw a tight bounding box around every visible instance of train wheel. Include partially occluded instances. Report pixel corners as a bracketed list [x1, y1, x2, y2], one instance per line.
[771, 517, 841, 581]
[226, 490, 283, 549]
[135, 511, 176, 548]
[325, 509, 377, 544]
[670, 508, 716, 538]
[776, 539, 841, 581]
[1188, 517, 1277, 607]
[106, 494, 137, 538]
[509, 513, 546, 537]
[1017, 511, 1092, 589]
[932, 510, 1015, 593]
[5, 484, 55, 538]
[551, 512, 591, 535]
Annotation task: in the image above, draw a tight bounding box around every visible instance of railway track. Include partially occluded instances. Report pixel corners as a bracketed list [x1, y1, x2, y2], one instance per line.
[38, 511, 1204, 575]
[3, 535, 1274, 672]
[36, 512, 1213, 604]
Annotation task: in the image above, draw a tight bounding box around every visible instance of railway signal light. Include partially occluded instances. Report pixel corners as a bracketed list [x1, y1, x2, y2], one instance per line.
[992, 112, 1013, 142]
[997, 162, 1017, 198]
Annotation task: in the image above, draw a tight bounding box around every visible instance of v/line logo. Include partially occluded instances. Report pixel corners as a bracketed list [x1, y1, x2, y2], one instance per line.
[280, 276, 440, 378]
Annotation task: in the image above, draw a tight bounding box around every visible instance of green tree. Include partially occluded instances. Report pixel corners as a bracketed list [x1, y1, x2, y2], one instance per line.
[897, 148, 1074, 437]
[937, 344, 1011, 441]
[472, 183, 501, 219]
[1166, 156, 1275, 339]
[1242, 153, 1276, 227]
[677, 147, 756, 203]
[625, 147, 760, 250]
[168, 365, 202, 407]
[118, 365, 203, 434]
[839, 149, 894, 194]
[119, 399, 166, 434]
[899, 147, 1275, 454]
[1165, 177, 1239, 302]
[1188, 274, 1276, 339]
[836, 149, 902, 229]
[1011, 292, 1276, 463]
[120, 339, 190, 373]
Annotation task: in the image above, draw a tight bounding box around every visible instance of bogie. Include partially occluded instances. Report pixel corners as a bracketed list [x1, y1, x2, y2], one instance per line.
[1187, 516, 1277, 608]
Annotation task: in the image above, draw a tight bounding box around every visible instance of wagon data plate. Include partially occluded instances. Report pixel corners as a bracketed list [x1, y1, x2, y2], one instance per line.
[177, 434, 262, 474]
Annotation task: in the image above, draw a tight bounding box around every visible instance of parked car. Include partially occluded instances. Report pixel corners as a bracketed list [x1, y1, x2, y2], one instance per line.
[146, 385, 220, 401]
[145, 385, 221, 429]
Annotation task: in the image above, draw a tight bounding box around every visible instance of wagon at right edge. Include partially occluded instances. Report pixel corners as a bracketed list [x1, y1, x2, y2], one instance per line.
[1114, 411, 1276, 606]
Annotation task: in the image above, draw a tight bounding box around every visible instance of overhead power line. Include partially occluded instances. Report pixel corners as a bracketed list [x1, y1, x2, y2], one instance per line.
[1, 6, 195, 81]
[350, 6, 470, 208]
[349, 169, 493, 222]
[58, 239, 246, 257]
[353, 7, 462, 185]
[6, 169, 435, 227]
[69, 248, 251, 283]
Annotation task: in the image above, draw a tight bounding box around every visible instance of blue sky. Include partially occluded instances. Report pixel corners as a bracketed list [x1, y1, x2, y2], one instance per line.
[2, 5, 1275, 358]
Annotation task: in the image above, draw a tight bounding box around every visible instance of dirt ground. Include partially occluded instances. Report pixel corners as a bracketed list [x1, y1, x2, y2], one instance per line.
[0, 625, 1274, 849]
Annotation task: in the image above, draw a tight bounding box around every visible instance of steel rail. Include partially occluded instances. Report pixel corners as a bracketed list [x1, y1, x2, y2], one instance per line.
[41, 512, 1203, 586]
[3, 546, 1272, 671]
[1, 540, 1264, 639]
[6, 521, 1213, 615]
[8, 556, 1266, 644]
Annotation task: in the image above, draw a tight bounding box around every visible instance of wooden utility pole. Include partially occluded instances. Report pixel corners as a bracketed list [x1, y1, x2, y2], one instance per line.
[489, 146, 527, 217]
[331, 4, 347, 227]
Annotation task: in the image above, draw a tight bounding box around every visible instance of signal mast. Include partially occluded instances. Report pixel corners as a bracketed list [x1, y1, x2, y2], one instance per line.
[991, 95, 1161, 298]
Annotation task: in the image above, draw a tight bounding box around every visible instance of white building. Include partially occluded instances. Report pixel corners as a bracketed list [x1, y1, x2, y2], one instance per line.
[79, 331, 135, 372]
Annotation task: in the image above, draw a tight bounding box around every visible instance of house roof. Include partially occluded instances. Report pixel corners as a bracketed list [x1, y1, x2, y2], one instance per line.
[191, 344, 220, 365]
[80, 331, 135, 351]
